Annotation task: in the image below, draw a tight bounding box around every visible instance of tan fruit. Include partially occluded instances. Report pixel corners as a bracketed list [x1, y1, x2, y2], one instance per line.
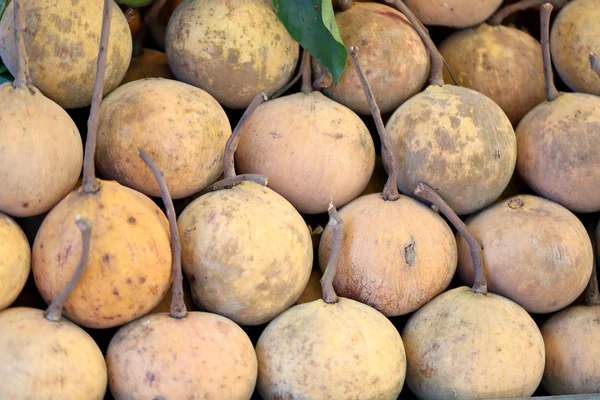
[236, 91, 375, 214]
[551, 0, 600, 96]
[439, 24, 546, 125]
[0, 213, 30, 310]
[316, 2, 429, 115]
[96, 78, 230, 199]
[120, 49, 175, 85]
[257, 298, 406, 399]
[0, 84, 83, 217]
[0, 0, 132, 109]
[166, 0, 299, 109]
[457, 195, 593, 313]
[404, 0, 503, 28]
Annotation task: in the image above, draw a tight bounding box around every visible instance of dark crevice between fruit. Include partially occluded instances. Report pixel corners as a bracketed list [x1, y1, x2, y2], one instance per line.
[414, 183, 488, 294]
[139, 148, 187, 318]
[585, 219, 600, 307]
[349, 46, 399, 201]
[272, 48, 309, 99]
[82, 0, 113, 195]
[300, 49, 313, 94]
[540, 3, 560, 102]
[320, 202, 344, 304]
[309, 224, 324, 251]
[338, 0, 354, 11]
[591, 53, 600, 79]
[132, 0, 168, 57]
[44, 217, 92, 322]
[12, 0, 32, 90]
[488, 0, 569, 26]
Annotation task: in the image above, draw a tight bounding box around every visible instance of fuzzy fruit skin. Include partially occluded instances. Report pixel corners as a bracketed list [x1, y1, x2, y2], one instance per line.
[318, 193, 457, 317]
[0, 307, 107, 399]
[256, 298, 406, 399]
[96, 78, 230, 199]
[439, 24, 545, 125]
[403, 286, 545, 400]
[551, 0, 600, 96]
[106, 312, 257, 400]
[541, 305, 600, 395]
[32, 180, 173, 329]
[165, 0, 299, 109]
[386, 84, 516, 216]
[0, 0, 132, 109]
[120, 49, 175, 85]
[236, 91, 375, 214]
[516, 93, 600, 213]
[0, 84, 83, 217]
[404, 0, 503, 28]
[178, 181, 313, 326]
[457, 195, 593, 314]
[316, 2, 429, 115]
[0, 213, 30, 310]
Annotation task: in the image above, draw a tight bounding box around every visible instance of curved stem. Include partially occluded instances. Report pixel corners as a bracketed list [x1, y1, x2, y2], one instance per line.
[272, 48, 308, 99]
[385, 0, 444, 86]
[139, 148, 186, 319]
[320, 202, 344, 304]
[540, 3, 560, 102]
[44, 217, 92, 322]
[349, 46, 400, 202]
[489, 0, 569, 26]
[338, 0, 354, 11]
[590, 53, 600, 79]
[192, 174, 268, 199]
[132, 0, 168, 57]
[414, 182, 487, 294]
[12, 0, 31, 88]
[82, 0, 113, 194]
[223, 93, 268, 179]
[312, 61, 333, 90]
[300, 49, 313, 94]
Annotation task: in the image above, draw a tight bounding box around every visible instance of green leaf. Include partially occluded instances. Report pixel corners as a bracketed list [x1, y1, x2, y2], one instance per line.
[273, 0, 347, 85]
[115, 0, 153, 7]
[0, 76, 10, 85]
[0, 0, 6, 21]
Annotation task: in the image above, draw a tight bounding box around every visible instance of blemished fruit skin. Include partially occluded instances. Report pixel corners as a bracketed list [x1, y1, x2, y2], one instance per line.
[516, 92, 600, 213]
[120, 49, 175, 85]
[178, 181, 313, 326]
[0, 307, 107, 400]
[256, 298, 406, 399]
[551, 0, 600, 96]
[404, 0, 503, 28]
[0, 213, 30, 311]
[0, 0, 132, 109]
[106, 312, 257, 400]
[96, 78, 231, 199]
[403, 286, 545, 400]
[165, 0, 299, 109]
[32, 180, 173, 329]
[457, 195, 593, 314]
[0, 84, 83, 217]
[439, 24, 546, 125]
[318, 193, 457, 317]
[316, 2, 429, 115]
[386, 84, 517, 216]
[236, 91, 376, 214]
[541, 305, 600, 395]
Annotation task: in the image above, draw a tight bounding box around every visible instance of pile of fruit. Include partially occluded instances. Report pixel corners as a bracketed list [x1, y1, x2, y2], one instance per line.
[1, 0, 599, 398]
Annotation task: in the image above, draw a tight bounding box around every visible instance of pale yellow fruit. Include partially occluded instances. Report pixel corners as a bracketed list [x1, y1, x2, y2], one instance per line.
[166, 0, 299, 109]
[404, 0, 503, 28]
[0, 307, 107, 399]
[0, 213, 30, 310]
[256, 298, 406, 399]
[0, 0, 132, 109]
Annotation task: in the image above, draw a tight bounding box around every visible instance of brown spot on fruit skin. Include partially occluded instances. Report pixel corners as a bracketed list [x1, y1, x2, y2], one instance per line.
[128, 216, 136, 224]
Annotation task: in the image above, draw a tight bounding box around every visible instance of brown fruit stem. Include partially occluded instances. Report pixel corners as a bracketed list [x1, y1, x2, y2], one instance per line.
[320, 202, 344, 304]
[590, 53, 600, 79]
[414, 182, 488, 294]
[385, 0, 444, 86]
[223, 92, 268, 179]
[338, 0, 354, 11]
[308, 224, 324, 251]
[540, 3, 560, 102]
[82, 0, 113, 194]
[300, 49, 313, 94]
[272, 48, 308, 99]
[12, 0, 31, 88]
[138, 148, 187, 319]
[132, 0, 168, 57]
[193, 174, 268, 199]
[489, 0, 569, 26]
[349, 46, 400, 202]
[44, 217, 92, 322]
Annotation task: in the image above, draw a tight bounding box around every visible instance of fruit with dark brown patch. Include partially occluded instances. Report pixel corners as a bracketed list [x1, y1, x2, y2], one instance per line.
[516, 3, 600, 212]
[0, 212, 30, 310]
[403, 0, 503, 28]
[120, 49, 175, 85]
[0, 0, 132, 109]
[385, 0, 516, 216]
[165, 0, 299, 109]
